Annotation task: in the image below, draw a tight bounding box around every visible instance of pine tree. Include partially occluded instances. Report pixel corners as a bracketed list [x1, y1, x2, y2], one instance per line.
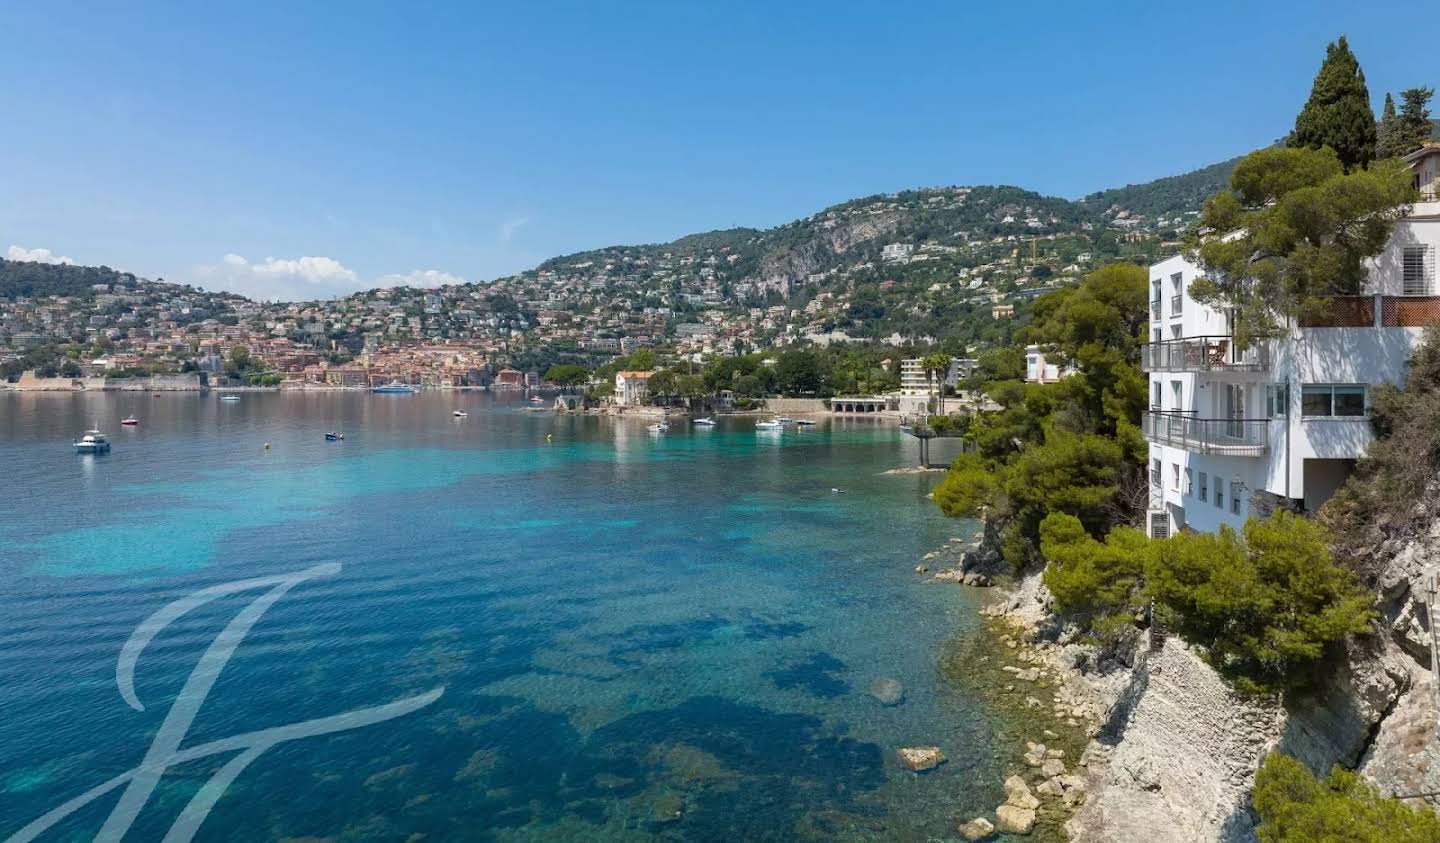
[1393, 86, 1435, 157]
[1290, 36, 1377, 171]
[1376, 92, 1401, 158]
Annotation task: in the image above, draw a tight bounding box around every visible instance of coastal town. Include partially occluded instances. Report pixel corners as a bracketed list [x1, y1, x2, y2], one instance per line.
[1, 185, 1183, 394]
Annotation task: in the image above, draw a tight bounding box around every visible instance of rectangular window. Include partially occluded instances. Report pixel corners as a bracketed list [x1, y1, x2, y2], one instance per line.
[1184, 468, 1193, 496]
[1215, 483, 1224, 510]
[1198, 471, 1208, 503]
[1169, 325, 1182, 339]
[1403, 245, 1430, 296]
[1172, 463, 1181, 491]
[1170, 380, 1183, 411]
[1230, 481, 1242, 515]
[1302, 384, 1367, 417]
[1266, 384, 1289, 418]
[1170, 273, 1183, 316]
[1151, 458, 1161, 488]
[1333, 385, 1366, 417]
[1152, 380, 1162, 409]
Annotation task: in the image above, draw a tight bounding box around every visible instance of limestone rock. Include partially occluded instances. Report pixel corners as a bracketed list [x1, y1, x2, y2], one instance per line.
[958, 816, 995, 840]
[1003, 775, 1040, 810]
[896, 745, 946, 772]
[868, 677, 905, 706]
[994, 804, 1036, 834]
[1041, 758, 1066, 777]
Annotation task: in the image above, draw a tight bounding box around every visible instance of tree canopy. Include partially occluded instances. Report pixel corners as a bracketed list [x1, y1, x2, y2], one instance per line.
[1253, 752, 1440, 843]
[1191, 146, 1417, 345]
[1289, 36, 1376, 171]
[932, 263, 1148, 565]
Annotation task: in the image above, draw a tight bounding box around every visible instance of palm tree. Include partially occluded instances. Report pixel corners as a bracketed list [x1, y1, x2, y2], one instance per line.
[922, 353, 952, 416]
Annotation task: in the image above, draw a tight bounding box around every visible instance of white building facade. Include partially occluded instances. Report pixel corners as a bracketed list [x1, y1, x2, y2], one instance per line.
[1143, 144, 1440, 538]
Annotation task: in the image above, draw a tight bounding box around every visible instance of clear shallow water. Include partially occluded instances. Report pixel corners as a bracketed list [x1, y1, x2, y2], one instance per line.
[0, 392, 1001, 841]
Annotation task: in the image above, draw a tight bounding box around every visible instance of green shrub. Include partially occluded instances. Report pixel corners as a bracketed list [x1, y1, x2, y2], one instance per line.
[1253, 752, 1440, 843]
[1145, 511, 1372, 694]
[1039, 512, 1148, 622]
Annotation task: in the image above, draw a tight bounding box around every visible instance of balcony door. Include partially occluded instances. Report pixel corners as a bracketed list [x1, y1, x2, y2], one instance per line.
[1225, 384, 1244, 438]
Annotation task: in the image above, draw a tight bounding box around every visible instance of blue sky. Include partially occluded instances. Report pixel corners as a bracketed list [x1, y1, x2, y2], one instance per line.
[1, 1, 1434, 301]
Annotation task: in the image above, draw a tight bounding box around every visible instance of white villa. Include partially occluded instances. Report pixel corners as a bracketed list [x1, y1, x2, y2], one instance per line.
[1144, 143, 1440, 538]
[614, 370, 654, 407]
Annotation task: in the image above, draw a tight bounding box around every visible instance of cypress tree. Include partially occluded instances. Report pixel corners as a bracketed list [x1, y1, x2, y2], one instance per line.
[1376, 92, 1400, 159]
[1290, 36, 1377, 171]
[1393, 86, 1435, 157]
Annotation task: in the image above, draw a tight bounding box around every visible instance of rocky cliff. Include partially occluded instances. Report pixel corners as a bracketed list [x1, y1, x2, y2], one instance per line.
[981, 530, 1439, 842]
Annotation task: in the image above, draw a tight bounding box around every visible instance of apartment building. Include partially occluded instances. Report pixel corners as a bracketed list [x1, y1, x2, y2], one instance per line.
[899, 356, 977, 395]
[1142, 143, 1440, 538]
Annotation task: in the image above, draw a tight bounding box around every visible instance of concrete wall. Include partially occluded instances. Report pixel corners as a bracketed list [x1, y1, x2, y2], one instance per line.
[762, 397, 830, 414]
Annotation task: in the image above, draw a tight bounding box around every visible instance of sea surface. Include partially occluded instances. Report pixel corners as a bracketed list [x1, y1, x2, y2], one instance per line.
[0, 392, 1004, 842]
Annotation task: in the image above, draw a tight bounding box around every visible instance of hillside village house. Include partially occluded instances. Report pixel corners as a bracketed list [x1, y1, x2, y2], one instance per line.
[1143, 143, 1440, 538]
[614, 370, 654, 407]
[1025, 344, 1074, 384]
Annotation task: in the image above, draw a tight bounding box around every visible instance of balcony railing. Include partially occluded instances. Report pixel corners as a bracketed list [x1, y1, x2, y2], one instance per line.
[1140, 336, 1269, 373]
[1142, 411, 1269, 456]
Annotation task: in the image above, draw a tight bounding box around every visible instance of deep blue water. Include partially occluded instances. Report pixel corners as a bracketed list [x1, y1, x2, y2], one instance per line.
[0, 392, 1001, 841]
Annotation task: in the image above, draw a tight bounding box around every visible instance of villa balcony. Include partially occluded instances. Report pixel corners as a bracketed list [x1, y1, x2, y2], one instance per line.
[1140, 336, 1269, 373]
[1142, 411, 1269, 456]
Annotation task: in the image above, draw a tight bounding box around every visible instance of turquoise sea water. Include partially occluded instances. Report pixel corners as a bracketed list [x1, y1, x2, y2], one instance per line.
[0, 392, 1002, 841]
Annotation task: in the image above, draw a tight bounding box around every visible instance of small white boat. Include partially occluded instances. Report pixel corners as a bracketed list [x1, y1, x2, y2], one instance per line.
[795, 419, 817, 426]
[647, 421, 670, 433]
[776, 416, 795, 424]
[755, 420, 782, 431]
[220, 394, 241, 402]
[74, 429, 110, 453]
[453, 410, 468, 417]
[693, 417, 716, 426]
[121, 416, 139, 426]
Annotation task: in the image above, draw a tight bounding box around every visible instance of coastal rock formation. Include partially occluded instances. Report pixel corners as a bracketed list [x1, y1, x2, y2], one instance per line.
[896, 745, 946, 772]
[868, 677, 905, 706]
[958, 816, 995, 840]
[995, 804, 1036, 834]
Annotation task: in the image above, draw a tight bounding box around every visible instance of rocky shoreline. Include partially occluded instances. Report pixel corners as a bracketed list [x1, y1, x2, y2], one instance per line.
[923, 513, 1440, 842]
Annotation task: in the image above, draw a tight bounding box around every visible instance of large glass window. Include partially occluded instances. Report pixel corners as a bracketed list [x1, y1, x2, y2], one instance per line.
[1302, 384, 1367, 417]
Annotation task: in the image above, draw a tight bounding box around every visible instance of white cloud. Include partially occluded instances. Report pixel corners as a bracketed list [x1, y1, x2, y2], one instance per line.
[197, 253, 468, 301]
[196, 253, 360, 302]
[374, 268, 469, 288]
[7, 245, 75, 265]
[499, 216, 531, 243]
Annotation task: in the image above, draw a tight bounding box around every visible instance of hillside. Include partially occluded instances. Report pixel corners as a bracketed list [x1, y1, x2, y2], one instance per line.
[1080, 155, 1243, 226]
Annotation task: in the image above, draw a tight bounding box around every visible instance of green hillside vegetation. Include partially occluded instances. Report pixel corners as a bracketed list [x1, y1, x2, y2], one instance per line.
[1080, 155, 1244, 222]
[0, 259, 141, 300]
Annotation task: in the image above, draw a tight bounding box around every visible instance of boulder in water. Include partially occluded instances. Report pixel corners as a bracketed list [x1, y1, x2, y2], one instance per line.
[868, 677, 905, 706]
[896, 745, 945, 771]
[959, 816, 995, 840]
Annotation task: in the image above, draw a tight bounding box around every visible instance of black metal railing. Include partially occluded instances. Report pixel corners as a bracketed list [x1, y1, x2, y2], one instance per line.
[1142, 411, 1269, 455]
[1140, 336, 1269, 372]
